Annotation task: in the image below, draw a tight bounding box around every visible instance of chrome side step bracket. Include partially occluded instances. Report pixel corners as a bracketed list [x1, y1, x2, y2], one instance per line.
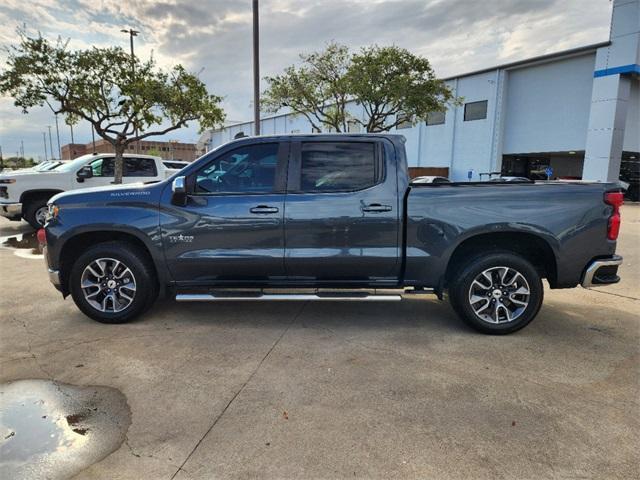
[175, 293, 403, 302]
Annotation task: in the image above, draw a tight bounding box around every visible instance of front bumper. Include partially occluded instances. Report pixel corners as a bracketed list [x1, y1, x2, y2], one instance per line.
[0, 202, 22, 220]
[48, 268, 61, 287]
[43, 245, 62, 291]
[581, 255, 623, 288]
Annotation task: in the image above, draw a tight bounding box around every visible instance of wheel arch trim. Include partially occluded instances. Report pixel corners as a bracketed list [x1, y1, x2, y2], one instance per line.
[53, 225, 167, 296]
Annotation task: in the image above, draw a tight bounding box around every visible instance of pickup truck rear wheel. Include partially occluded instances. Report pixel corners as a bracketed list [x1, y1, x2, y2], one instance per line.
[69, 241, 158, 323]
[449, 252, 543, 334]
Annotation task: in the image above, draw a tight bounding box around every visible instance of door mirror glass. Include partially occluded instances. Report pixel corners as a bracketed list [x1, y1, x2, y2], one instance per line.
[76, 165, 93, 182]
[171, 176, 187, 206]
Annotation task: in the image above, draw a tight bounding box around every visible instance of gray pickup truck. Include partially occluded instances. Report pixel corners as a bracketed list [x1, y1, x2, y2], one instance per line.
[42, 134, 624, 334]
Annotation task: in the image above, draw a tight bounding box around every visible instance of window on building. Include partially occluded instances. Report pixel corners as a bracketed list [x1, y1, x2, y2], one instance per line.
[195, 143, 278, 194]
[464, 101, 488, 121]
[300, 142, 380, 192]
[425, 110, 446, 126]
[396, 114, 413, 129]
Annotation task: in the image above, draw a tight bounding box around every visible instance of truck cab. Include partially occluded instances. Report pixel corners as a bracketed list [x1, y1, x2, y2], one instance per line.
[162, 136, 402, 285]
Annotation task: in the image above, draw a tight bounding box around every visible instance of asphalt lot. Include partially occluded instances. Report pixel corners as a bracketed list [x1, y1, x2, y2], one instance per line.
[0, 206, 638, 480]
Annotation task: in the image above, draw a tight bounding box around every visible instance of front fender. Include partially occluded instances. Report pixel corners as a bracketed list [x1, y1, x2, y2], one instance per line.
[45, 202, 168, 294]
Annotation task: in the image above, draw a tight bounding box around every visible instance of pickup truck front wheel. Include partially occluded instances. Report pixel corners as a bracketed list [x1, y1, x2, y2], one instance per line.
[69, 242, 158, 323]
[24, 198, 49, 229]
[449, 252, 543, 334]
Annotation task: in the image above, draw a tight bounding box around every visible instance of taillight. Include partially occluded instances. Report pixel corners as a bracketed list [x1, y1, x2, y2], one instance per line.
[604, 192, 623, 240]
[37, 228, 47, 245]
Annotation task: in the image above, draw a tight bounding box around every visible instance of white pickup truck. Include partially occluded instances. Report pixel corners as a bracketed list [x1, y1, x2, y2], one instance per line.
[0, 153, 181, 228]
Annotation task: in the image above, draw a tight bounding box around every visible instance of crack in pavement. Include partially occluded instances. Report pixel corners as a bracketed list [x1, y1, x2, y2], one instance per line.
[169, 302, 308, 480]
[11, 316, 56, 382]
[587, 288, 639, 301]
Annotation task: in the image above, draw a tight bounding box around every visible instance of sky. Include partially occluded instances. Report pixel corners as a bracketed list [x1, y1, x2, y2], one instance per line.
[0, 0, 613, 160]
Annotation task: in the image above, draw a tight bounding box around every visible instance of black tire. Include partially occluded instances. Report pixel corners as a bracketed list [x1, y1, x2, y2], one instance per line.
[23, 197, 49, 229]
[448, 251, 543, 334]
[69, 241, 158, 324]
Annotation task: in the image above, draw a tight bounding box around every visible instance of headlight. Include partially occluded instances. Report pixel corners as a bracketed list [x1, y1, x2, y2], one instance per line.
[48, 204, 60, 219]
[0, 179, 16, 184]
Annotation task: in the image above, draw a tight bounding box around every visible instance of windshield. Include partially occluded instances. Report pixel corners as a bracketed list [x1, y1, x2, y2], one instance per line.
[55, 154, 102, 173]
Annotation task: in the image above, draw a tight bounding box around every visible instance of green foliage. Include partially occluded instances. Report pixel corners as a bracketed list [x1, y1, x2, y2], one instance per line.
[2, 156, 35, 169]
[262, 43, 461, 133]
[146, 148, 162, 157]
[347, 45, 460, 131]
[262, 42, 351, 132]
[0, 29, 225, 182]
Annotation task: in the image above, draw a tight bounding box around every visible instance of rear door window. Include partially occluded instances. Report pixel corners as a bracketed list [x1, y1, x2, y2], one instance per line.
[124, 158, 158, 177]
[299, 142, 380, 192]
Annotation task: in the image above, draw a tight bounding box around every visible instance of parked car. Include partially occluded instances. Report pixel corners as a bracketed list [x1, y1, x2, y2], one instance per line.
[33, 161, 67, 172]
[488, 176, 532, 183]
[1, 160, 65, 174]
[411, 176, 450, 184]
[0, 153, 179, 228]
[42, 134, 624, 334]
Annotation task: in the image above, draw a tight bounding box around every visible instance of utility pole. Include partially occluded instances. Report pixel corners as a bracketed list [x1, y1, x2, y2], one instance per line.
[47, 126, 55, 160]
[43, 132, 48, 161]
[91, 124, 96, 153]
[54, 114, 61, 160]
[20, 140, 24, 159]
[121, 28, 140, 152]
[69, 123, 75, 159]
[252, 0, 260, 135]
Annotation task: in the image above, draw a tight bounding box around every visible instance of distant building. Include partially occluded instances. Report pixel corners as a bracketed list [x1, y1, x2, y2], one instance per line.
[61, 139, 197, 162]
[198, 0, 639, 187]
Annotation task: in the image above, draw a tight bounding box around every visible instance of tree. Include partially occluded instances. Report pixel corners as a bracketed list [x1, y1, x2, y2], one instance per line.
[347, 45, 458, 132]
[262, 42, 351, 132]
[262, 43, 459, 133]
[0, 30, 225, 183]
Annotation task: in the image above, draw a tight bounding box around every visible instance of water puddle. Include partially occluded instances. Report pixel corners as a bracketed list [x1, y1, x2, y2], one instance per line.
[0, 379, 131, 480]
[0, 231, 43, 259]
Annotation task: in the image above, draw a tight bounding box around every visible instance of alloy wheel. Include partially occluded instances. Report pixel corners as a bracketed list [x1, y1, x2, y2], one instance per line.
[80, 258, 137, 313]
[468, 266, 530, 324]
[35, 206, 48, 226]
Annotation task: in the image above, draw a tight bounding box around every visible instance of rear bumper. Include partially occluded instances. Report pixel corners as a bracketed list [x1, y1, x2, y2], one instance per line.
[581, 255, 623, 288]
[0, 202, 22, 220]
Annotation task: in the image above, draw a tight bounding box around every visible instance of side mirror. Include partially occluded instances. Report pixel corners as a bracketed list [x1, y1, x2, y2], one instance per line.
[76, 165, 93, 182]
[171, 176, 187, 206]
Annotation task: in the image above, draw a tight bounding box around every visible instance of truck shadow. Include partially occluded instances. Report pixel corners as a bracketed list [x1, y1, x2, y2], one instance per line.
[143, 294, 637, 342]
[147, 296, 465, 333]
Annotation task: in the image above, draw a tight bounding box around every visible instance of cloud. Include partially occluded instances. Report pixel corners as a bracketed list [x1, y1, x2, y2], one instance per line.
[0, 0, 612, 159]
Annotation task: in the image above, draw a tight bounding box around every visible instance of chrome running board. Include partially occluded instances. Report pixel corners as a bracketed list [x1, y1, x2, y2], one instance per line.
[175, 293, 403, 302]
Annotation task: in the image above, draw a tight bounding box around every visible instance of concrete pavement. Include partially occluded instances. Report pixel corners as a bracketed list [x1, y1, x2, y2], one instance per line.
[0, 207, 638, 479]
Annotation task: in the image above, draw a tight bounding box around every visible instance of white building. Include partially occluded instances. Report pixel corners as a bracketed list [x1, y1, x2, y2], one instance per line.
[199, 0, 639, 191]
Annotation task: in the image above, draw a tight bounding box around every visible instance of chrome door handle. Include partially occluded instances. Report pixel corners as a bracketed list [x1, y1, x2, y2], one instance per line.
[250, 205, 279, 214]
[362, 203, 392, 213]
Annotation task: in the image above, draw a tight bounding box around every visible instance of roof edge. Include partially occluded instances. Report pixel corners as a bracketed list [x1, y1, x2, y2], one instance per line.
[442, 41, 611, 81]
